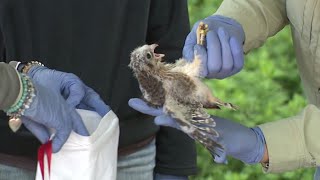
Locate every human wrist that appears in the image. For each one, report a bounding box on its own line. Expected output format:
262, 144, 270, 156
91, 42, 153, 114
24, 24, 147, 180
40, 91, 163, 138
0, 64, 23, 110
260, 144, 269, 163
4, 73, 36, 132
260, 144, 269, 169
10, 69, 24, 109
243, 127, 266, 164
5, 73, 36, 114
16, 61, 44, 74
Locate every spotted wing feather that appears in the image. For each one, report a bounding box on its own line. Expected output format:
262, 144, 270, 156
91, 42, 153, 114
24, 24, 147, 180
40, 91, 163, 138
164, 95, 223, 154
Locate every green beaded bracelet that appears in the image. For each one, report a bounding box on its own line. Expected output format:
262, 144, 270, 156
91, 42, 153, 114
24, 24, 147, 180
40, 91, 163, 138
5, 73, 36, 116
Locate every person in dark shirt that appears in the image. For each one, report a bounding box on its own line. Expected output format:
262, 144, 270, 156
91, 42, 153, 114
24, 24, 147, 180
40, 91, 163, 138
0, 0, 197, 179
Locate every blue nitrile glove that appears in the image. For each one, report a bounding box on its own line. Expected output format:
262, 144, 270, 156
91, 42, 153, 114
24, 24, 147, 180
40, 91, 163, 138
183, 15, 245, 79
28, 66, 110, 117
129, 98, 266, 164
22, 80, 89, 153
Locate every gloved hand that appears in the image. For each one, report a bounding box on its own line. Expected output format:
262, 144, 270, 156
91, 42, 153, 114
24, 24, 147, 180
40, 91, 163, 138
183, 15, 245, 79
22, 80, 89, 153
129, 98, 266, 164
28, 66, 110, 117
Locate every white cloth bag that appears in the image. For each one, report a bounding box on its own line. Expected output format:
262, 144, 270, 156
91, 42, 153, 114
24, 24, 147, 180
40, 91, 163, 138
35, 109, 119, 180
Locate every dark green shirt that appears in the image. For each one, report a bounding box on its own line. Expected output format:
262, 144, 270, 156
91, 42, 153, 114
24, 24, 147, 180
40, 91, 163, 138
0, 0, 197, 175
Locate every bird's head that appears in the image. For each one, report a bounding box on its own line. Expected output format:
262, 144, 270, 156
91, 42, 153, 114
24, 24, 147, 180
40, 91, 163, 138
129, 44, 165, 71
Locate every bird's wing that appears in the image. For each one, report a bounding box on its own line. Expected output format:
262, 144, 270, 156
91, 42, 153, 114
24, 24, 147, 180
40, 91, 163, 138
164, 95, 223, 153
136, 73, 166, 107
139, 84, 152, 101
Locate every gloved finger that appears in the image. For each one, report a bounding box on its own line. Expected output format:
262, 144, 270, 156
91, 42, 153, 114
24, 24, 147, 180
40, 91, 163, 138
128, 98, 163, 116
21, 117, 50, 144
182, 26, 198, 61
154, 115, 179, 129
77, 101, 110, 119
51, 127, 71, 153
76, 103, 94, 111
215, 28, 233, 79
229, 37, 244, 76
194, 44, 208, 77
91, 100, 110, 117
64, 82, 86, 107
82, 86, 110, 117
70, 110, 89, 136
206, 31, 222, 78
212, 147, 228, 164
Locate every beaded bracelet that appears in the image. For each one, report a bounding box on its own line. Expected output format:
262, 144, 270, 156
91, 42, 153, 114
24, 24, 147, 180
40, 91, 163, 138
5, 73, 36, 132
23, 61, 44, 74
17, 61, 44, 74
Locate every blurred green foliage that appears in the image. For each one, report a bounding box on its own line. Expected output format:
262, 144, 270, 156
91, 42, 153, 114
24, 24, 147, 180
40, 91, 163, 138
188, 0, 314, 179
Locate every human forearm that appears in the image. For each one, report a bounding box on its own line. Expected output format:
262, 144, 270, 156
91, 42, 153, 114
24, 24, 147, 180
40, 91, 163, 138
259, 104, 320, 173
0, 62, 21, 110
260, 145, 269, 163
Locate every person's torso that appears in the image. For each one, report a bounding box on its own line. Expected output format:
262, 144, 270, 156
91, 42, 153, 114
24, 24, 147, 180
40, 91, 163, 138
0, 0, 150, 114
0, 0, 190, 153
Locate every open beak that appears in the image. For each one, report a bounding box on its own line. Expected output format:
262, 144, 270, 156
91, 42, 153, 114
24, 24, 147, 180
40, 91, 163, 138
150, 44, 165, 61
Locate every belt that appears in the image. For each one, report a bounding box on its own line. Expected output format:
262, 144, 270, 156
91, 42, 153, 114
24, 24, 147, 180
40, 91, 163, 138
118, 135, 155, 156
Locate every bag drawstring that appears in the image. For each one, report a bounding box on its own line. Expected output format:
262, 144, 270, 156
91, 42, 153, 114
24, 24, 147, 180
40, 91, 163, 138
38, 140, 52, 180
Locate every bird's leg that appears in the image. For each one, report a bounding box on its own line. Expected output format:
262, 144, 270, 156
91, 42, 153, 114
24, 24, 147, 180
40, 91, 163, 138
196, 22, 209, 45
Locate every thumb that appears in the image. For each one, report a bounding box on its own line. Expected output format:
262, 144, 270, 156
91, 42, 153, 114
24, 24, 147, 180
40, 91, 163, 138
183, 32, 197, 61
154, 115, 179, 129
128, 98, 163, 116
51, 126, 71, 153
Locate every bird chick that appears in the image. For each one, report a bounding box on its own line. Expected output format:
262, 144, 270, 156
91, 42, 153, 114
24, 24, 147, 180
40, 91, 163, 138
129, 44, 166, 108
129, 44, 237, 154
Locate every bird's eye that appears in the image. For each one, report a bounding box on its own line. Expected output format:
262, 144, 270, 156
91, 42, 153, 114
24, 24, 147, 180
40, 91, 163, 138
146, 52, 152, 59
